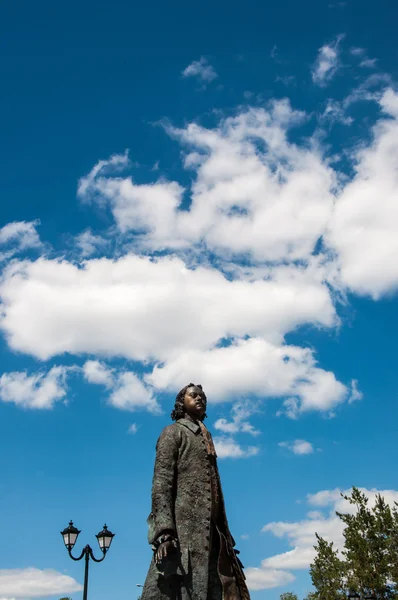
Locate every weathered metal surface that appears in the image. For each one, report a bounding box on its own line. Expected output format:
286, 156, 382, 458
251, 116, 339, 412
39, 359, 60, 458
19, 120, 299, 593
140, 385, 250, 600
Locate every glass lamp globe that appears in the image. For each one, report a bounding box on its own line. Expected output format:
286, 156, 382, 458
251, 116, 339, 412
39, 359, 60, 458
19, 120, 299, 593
96, 524, 115, 553
61, 521, 81, 550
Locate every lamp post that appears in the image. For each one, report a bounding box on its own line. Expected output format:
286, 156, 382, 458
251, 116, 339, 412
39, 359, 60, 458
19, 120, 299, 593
61, 521, 115, 600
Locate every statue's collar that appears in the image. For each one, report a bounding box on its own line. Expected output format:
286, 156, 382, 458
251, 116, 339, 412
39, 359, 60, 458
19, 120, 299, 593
177, 417, 201, 434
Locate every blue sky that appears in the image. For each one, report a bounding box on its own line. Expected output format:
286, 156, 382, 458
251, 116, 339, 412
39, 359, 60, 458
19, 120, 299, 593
0, 0, 398, 599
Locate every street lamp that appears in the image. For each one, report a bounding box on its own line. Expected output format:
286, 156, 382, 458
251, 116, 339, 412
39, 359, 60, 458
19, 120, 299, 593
61, 521, 115, 600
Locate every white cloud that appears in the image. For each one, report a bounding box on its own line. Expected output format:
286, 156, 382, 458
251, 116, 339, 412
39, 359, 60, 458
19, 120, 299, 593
325, 88, 398, 298
0, 366, 69, 409
82, 176, 184, 243
275, 75, 296, 87
312, 35, 344, 86
0, 256, 341, 413
321, 99, 353, 125
75, 229, 108, 257
77, 151, 130, 199
0, 221, 42, 264
0, 250, 16, 264
349, 47, 377, 68
128, 423, 138, 434
350, 47, 365, 56
245, 486, 398, 589
381, 87, 398, 117
318, 76, 388, 133
307, 487, 398, 513
0, 221, 42, 250
261, 546, 317, 570
278, 440, 314, 455
343, 73, 392, 109
78, 155, 184, 244
83, 359, 114, 387
360, 58, 377, 68
214, 400, 261, 436
244, 567, 295, 590
0, 567, 82, 598
166, 101, 334, 262
82, 361, 160, 414
182, 57, 218, 83
348, 379, 363, 403
307, 510, 323, 520
306, 488, 341, 507
270, 45, 286, 65
148, 337, 347, 414
78, 100, 337, 263
0, 360, 160, 415
109, 371, 160, 414
213, 436, 259, 459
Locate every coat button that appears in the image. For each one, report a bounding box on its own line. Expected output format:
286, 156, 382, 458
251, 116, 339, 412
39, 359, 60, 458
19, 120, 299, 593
205, 545, 209, 551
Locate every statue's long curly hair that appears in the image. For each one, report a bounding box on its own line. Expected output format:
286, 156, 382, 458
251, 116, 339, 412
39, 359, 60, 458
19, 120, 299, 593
171, 383, 207, 421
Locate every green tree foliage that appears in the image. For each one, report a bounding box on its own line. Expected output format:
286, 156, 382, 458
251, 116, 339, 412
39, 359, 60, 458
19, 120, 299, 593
309, 534, 346, 599
308, 487, 398, 599
390, 502, 398, 586
280, 593, 299, 600
337, 488, 398, 598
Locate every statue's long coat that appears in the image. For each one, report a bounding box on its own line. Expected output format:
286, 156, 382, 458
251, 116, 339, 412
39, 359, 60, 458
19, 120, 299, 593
141, 418, 241, 600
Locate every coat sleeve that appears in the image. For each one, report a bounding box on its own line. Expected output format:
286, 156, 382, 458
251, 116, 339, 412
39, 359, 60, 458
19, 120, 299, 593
149, 425, 180, 544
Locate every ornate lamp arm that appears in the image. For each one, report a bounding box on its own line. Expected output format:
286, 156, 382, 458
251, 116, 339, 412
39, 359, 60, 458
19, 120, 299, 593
67, 544, 106, 563
88, 546, 106, 563
68, 545, 87, 562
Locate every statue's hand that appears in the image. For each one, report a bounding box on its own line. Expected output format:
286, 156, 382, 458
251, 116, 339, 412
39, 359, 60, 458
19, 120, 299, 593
155, 540, 176, 565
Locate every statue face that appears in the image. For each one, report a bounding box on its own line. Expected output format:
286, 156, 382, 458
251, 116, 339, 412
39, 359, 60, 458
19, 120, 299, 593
183, 386, 207, 420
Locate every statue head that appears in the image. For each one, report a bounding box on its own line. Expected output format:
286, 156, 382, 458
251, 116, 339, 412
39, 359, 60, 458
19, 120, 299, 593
171, 383, 207, 421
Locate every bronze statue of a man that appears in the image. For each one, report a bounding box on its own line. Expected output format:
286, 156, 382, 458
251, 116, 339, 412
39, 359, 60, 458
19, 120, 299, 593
141, 383, 250, 600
